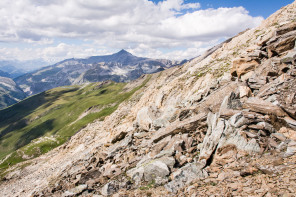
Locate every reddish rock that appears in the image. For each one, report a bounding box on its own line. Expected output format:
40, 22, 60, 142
231, 58, 260, 78
276, 22, 296, 36
267, 30, 296, 55
243, 97, 287, 117
239, 86, 252, 98
278, 127, 296, 140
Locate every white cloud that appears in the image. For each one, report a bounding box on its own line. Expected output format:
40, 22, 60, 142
0, 44, 111, 64
158, 0, 200, 11
0, 0, 263, 62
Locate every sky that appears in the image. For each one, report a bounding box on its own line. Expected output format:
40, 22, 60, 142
0, 0, 294, 67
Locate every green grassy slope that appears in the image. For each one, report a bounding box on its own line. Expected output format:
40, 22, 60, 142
0, 78, 150, 172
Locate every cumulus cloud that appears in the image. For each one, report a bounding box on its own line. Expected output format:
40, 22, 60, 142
0, 0, 263, 62
0, 44, 111, 63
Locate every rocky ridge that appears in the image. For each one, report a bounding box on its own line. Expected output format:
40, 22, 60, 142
1, 2, 296, 196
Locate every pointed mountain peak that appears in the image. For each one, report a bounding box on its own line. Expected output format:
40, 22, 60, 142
116, 49, 132, 56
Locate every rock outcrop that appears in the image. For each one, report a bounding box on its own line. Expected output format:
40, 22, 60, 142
1, 1, 296, 197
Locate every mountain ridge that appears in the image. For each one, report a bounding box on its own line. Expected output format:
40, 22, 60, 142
0, 77, 26, 109
15, 50, 183, 96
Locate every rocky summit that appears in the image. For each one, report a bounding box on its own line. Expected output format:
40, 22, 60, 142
15, 50, 182, 96
1, 2, 296, 197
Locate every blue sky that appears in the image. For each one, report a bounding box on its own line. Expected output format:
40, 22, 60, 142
0, 0, 294, 67
152, 0, 294, 18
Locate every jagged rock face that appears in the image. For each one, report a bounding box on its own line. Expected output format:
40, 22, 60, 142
0, 77, 26, 109
15, 50, 182, 96
1, 2, 296, 197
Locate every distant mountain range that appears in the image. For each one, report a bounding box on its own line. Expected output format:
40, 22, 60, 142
0, 70, 10, 78
0, 77, 26, 109
15, 50, 184, 96
0, 59, 48, 78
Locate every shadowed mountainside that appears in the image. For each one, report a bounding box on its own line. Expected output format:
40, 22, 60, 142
0, 77, 26, 109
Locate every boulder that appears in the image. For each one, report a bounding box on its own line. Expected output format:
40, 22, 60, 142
239, 86, 252, 98
247, 74, 268, 90
63, 184, 88, 197
256, 59, 279, 77
241, 71, 255, 82
137, 148, 174, 168
272, 133, 286, 141
199, 112, 226, 161
229, 113, 250, 128
134, 131, 149, 139
219, 93, 242, 118
284, 140, 296, 157
136, 106, 157, 131
143, 161, 170, 182
152, 106, 179, 129
111, 131, 128, 144
257, 122, 275, 133
126, 160, 171, 184
200, 82, 238, 113
101, 181, 119, 196
248, 50, 267, 58
276, 22, 296, 36
266, 30, 296, 55
231, 58, 260, 78
257, 29, 274, 46
217, 131, 261, 154
219, 92, 242, 111
278, 127, 296, 140
243, 97, 287, 117
165, 161, 208, 193
243, 131, 257, 138
211, 144, 239, 165
182, 134, 193, 150
175, 153, 188, 166
107, 134, 133, 158
284, 116, 296, 129
155, 156, 175, 170
102, 166, 121, 179
151, 112, 207, 143
281, 50, 296, 65
160, 135, 185, 154
200, 93, 264, 157
126, 166, 145, 185
150, 135, 171, 157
